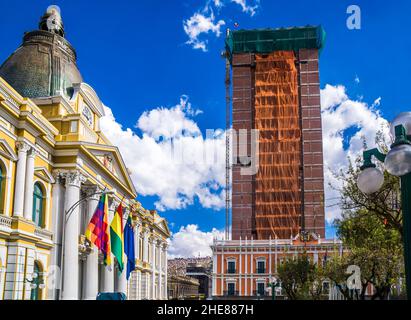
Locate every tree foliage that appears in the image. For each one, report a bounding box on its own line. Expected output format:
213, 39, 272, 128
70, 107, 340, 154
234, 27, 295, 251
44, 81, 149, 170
333, 131, 403, 236
326, 130, 405, 299
278, 253, 327, 300
327, 210, 404, 300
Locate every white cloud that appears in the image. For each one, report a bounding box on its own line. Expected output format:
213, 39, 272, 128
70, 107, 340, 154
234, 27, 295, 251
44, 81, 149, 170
183, 0, 260, 51
168, 224, 224, 258
137, 96, 201, 140
213, 0, 224, 8
354, 75, 360, 84
373, 97, 382, 107
100, 96, 226, 212
321, 84, 389, 222
183, 11, 225, 52
231, 0, 259, 16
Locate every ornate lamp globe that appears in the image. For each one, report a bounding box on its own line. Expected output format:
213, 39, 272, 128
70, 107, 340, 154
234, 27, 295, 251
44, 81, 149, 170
357, 167, 384, 194
384, 144, 411, 176
390, 112, 411, 140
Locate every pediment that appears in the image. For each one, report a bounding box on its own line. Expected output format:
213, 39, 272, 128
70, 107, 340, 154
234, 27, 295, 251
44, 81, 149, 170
155, 217, 171, 237
34, 167, 55, 183
83, 143, 136, 195
0, 139, 17, 161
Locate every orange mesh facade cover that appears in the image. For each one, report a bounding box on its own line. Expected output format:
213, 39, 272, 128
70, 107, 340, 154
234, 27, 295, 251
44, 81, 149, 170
254, 51, 302, 239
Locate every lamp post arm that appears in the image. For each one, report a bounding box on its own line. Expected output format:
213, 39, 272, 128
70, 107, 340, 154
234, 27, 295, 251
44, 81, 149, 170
65, 190, 114, 222
361, 148, 386, 170
59, 189, 111, 300
392, 124, 411, 148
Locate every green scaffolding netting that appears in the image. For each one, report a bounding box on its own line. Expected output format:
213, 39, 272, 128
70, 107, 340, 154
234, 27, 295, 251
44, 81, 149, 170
225, 26, 326, 62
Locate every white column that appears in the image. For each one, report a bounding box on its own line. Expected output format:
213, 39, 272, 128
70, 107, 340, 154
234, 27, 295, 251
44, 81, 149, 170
83, 186, 100, 300
151, 238, 155, 299
163, 245, 168, 299
250, 237, 254, 295
212, 249, 217, 297
244, 237, 247, 296
143, 231, 148, 262
23, 148, 37, 221
269, 236, 272, 279
13, 141, 30, 217
61, 171, 84, 300
102, 200, 116, 292
158, 242, 162, 299
134, 223, 140, 260
48, 173, 65, 300
116, 266, 127, 295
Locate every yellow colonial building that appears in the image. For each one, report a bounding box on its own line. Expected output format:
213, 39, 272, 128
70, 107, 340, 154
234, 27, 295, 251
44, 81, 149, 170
0, 6, 170, 300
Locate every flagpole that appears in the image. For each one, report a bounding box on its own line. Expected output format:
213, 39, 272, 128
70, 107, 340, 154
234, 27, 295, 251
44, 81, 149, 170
58, 189, 114, 300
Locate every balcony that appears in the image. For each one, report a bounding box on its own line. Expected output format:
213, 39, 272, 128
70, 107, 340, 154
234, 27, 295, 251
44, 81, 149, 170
35, 227, 53, 241
0, 215, 12, 229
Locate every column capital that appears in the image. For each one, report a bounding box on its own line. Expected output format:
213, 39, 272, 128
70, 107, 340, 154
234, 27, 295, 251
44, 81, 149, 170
15, 141, 31, 153
109, 199, 119, 212
63, 170, 86, 188
52, 171, 65, 185
82, 185, 101, 200
149, 236, 158, 245
27, 147, 39, 158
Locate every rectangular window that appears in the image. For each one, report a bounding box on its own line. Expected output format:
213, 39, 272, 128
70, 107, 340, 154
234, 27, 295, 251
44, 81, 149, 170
257, 260, 265, 273
257, 282, 265, 296
227, 283, 235, 296
227, 261, 236, 274
70, 120, 78, 133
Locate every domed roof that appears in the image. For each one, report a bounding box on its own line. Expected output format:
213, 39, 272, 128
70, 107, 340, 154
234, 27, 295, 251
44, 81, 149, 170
0, 6, 83, 99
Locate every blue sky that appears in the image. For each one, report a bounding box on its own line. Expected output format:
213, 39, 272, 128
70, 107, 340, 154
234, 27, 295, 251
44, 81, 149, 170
1, 0, 410, 255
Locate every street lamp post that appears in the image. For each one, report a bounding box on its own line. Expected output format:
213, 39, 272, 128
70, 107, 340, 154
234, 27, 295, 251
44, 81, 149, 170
268, 277, 281, 300
357, 112, 411, 300
58, 188, 114, 300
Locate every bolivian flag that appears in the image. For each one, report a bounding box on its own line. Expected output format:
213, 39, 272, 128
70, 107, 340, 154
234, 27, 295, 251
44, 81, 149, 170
85, 193, 111, 266
110, 201, 124, 273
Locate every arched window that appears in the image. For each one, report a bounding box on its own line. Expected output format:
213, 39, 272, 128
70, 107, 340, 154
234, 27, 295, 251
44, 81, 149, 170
30, 261, 43, 300
32, 183, 44, 227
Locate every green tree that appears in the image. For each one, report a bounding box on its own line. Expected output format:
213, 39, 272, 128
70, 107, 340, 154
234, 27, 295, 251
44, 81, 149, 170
277, 253, 327, 300
324, 131, 405, 299
334, 210, 403, 300
332, 131, 403, 236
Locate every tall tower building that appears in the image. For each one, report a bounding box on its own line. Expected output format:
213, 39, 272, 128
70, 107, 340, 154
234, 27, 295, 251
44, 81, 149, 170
227, 26, 326, 240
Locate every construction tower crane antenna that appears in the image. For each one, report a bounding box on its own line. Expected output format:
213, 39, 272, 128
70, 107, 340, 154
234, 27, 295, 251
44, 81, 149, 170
224, 35, 231, 241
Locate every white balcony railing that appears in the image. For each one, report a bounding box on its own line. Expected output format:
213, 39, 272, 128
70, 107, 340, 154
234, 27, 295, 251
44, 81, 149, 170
0, 215, 12, 229
34, 227, 53, 241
